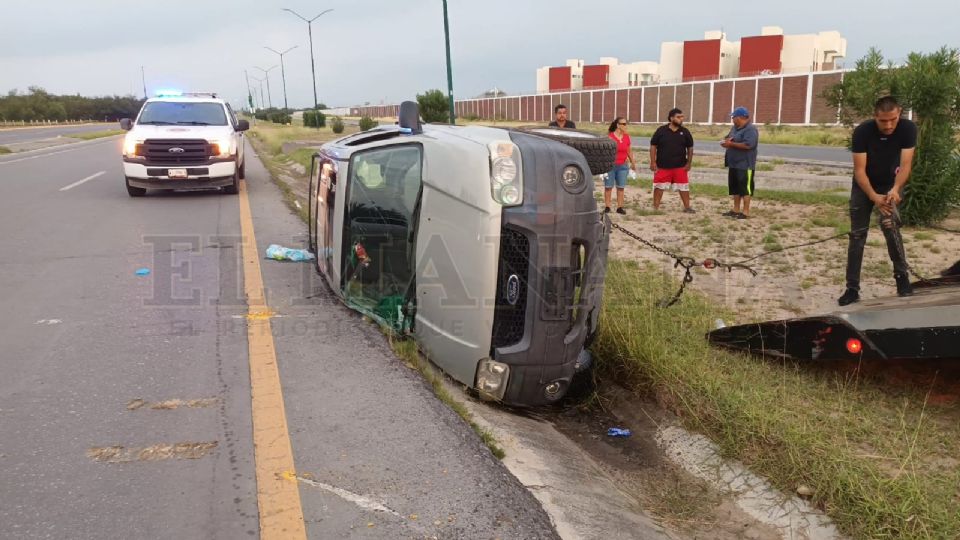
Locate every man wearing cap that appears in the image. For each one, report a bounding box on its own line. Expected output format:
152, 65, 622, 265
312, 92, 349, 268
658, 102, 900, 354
721, 107, 759, 219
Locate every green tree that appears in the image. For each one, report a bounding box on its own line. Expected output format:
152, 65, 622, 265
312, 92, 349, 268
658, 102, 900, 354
416, 89, 449, 123
827, 47, 960, 225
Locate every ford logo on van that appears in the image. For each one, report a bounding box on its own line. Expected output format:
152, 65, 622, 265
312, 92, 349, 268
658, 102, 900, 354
168, 147, 186, 153
506, 274, 521, 305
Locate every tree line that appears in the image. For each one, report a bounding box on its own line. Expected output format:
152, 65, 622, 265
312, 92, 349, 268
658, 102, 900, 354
0, 87, 144, 122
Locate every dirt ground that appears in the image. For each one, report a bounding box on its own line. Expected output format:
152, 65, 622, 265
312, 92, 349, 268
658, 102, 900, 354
602, 179, 960, 323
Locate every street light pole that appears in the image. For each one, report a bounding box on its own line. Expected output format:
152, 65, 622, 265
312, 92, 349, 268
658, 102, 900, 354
283, 8, 333, 116
252, 75, 267, 110
441, 0, 455, 125
264, 46, 298, 110
141, 66, 147, 99
244, 70, 255, 111
254, 66, 278, 109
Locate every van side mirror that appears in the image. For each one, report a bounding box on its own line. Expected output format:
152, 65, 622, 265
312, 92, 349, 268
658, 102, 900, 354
236, 119, 250, 132
119, 118, 133, 131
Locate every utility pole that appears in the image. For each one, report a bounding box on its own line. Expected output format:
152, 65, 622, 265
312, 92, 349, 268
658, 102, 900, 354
244, 70, 255, 111
141, 66, 147, 99
264, 46, 298, 110
283, 8, 333, 118
441, 0, 456, 125
254, 66, 278, 109
252, 75, 267, 111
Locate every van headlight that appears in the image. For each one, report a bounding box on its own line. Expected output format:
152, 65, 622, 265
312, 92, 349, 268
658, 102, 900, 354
561, 165, 585, 193
476, 359, 510, 400
122, 137, 143, 158
488, 141, 522, 206
210, 138, 236, 158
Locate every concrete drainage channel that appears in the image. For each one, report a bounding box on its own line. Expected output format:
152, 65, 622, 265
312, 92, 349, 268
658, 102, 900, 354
441, 377, 844, 540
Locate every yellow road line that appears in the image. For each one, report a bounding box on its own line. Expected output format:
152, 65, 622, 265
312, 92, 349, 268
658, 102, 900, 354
238, 179, 307, 539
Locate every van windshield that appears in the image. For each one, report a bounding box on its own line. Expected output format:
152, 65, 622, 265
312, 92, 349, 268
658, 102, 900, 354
138, 102, 228, 126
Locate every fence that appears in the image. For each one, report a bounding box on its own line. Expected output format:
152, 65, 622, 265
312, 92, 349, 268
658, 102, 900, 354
352, 69, 847, 126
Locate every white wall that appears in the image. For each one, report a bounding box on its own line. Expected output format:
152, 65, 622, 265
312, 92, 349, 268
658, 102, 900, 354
536, 67, 550, 94
720, 39, 741, 79
782, 31, 847, 73
659, 42, 683, 83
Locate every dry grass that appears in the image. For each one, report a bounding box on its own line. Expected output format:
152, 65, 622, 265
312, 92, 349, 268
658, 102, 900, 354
592, 260, 960, 539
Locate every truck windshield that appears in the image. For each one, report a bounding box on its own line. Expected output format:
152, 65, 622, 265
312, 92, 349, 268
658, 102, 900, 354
138, 102, 228, 126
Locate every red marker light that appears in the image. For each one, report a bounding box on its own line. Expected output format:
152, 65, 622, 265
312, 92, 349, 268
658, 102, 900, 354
846, 338, 862, 354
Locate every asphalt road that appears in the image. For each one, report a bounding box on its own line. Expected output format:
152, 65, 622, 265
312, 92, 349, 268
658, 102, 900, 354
0, 139, 558, 539
0, 124, 116, 146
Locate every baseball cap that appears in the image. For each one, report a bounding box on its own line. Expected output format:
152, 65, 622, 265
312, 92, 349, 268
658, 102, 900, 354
730, 106, 750, 118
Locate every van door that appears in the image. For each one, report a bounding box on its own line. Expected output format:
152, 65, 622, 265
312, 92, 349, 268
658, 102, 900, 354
341, 144, 422, 331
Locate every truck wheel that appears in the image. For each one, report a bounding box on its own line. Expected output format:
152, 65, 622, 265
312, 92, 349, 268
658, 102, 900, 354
223, 172, 239, 195
516, 127, 617, 176
125, 177, 146, 197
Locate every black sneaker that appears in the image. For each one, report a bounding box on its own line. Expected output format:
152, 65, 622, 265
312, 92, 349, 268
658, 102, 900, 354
895, 274, 914, 297
837, 288, 860, 306
683, 207, 696, 214
616, 207, 627, 215
722, 210, 738, 217
735, 212, 749, 219
604, 207, 611, 213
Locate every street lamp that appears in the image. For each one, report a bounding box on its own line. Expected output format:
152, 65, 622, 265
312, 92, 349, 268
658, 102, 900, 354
251, 75, 267, 111
264, 45, 298, 110
441, 0, 455, 125
254, 65, 279, 109
282, 7, 333, 114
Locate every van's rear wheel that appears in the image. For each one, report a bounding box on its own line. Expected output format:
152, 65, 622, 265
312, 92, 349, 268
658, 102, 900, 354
515, 127, 617, 175
125, 177, 146, 197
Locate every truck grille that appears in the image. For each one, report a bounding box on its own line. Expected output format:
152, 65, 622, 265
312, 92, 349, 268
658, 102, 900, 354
492, 227, 529, 349
141, 139, 211, 165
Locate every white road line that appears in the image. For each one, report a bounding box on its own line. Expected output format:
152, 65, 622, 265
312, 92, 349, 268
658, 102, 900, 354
60, 171, 105, 191
293, 475, 402, 517
0, 138, 117, 165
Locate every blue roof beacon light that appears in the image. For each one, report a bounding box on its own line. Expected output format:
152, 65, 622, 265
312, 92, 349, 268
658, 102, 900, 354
155, 89, 183, 98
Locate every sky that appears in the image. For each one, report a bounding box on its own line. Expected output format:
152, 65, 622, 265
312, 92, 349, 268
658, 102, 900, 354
1, 0, 958, 110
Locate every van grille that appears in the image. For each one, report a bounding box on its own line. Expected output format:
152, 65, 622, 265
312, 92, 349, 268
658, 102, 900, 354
491, 227, 529, 349
141, 139, 211, 165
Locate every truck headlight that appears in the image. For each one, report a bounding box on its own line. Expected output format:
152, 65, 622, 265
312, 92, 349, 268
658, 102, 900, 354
210, 138, 236, 158
488, 141, 522, 206
122, 137, 143, 158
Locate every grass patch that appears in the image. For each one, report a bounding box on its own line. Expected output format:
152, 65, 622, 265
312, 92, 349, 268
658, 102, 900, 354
248, 121, 349, 155
0, 146, 11, 154
69, 129, 124, 140
592, 260, 960, 539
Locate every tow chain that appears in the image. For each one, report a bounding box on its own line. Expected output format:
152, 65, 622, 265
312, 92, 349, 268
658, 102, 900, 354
610, 218, 958, 307
609, 222, 757, 307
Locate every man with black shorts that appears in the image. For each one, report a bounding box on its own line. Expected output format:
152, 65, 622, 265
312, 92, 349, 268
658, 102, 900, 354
548, 104, 576, 129
837, 96, 917, 306
650, 108, 695, 213
721, 107, 759, 219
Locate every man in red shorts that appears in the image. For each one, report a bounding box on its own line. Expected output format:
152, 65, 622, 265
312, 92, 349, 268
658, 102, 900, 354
649, 108, 695, 213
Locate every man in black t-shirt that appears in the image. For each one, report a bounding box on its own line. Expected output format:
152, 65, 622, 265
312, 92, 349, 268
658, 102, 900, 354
548, 104, 576, 129
649, 108, 695, 212
838, 96, 917, 306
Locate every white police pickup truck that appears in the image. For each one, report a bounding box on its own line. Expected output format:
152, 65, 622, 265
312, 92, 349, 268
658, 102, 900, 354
119, 91, 249, 196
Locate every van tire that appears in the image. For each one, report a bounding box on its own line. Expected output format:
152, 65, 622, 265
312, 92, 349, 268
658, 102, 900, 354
238, 160, 246, 179
515, 127, 617, 176
125, 177, 146, 197
223, 172, 239, 194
